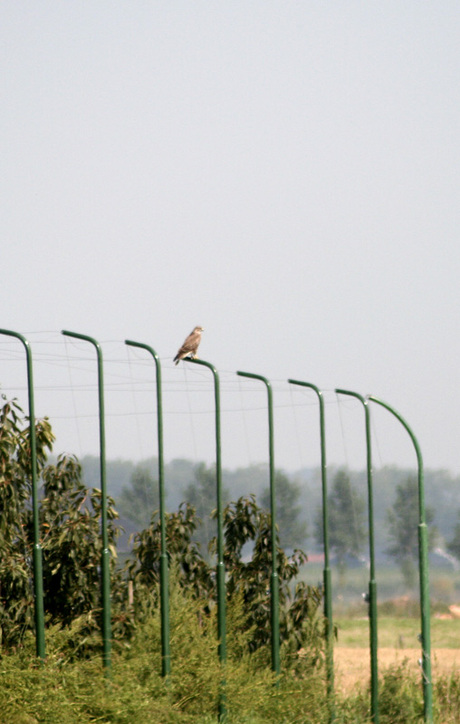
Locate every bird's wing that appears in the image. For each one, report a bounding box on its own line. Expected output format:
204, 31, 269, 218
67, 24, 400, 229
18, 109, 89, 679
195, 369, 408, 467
175, 330, 200, 359
183, 330, 200, 353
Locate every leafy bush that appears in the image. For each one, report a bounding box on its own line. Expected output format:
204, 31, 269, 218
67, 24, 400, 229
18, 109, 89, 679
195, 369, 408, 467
0, 396, 125, 649
0, 396, 54, 646
41, 454, 122, 626
0, 392, 324, 682
127, 494, 324, 661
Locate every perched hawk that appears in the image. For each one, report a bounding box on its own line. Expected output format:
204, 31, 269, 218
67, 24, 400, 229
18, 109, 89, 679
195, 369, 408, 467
174, 326, 204, 365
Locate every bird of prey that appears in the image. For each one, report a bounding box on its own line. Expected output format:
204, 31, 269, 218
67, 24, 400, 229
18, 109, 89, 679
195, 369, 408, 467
174, 326, 204, 365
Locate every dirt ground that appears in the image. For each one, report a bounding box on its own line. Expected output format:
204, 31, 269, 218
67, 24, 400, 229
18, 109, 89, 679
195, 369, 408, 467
334, 647, 460, 692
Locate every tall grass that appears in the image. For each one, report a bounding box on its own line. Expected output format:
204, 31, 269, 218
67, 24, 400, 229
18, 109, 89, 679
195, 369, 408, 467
1, 586, 459, 723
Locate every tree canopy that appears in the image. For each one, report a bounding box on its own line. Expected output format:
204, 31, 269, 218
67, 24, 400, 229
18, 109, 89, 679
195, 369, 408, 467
314, 468, 366, 574
117, 463, 159, 530
447, 512, 460, 561
260, 470, 308, 549
385, 475, 437, 588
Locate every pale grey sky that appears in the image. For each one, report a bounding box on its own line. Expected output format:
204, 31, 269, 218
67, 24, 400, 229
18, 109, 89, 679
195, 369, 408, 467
1, 2, 460, 475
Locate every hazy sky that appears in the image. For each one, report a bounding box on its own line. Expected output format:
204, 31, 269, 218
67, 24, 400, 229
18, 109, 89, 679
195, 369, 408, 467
1, 3, 460, 476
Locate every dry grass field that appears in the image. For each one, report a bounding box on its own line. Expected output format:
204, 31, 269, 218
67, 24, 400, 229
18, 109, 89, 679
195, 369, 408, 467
333, 614, 460, 691
334, 647, 460, 692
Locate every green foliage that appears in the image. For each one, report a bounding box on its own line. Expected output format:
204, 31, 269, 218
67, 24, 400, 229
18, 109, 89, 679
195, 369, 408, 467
128, 494, 323, 660
0, 396, 55, 646
386, 476, 436, 588
6, 396, 460, 722
0, 396, 124, 648
4, 393, 460, 724
260, 470, 308, 549
127, 502, 213, 605
219, 495, 322, 659
314, 468, 366, 575
40, 454, 122, 626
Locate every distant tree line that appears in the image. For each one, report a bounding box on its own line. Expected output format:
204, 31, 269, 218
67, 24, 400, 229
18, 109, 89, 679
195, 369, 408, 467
116, 458, 444, 590
91, 457, 460, 564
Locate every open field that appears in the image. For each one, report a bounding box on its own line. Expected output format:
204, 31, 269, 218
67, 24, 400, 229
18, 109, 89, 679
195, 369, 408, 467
333, 616, 460, 691
335, 615, 460, 648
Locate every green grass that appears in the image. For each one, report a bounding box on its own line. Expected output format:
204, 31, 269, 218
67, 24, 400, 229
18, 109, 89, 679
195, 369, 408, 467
334, 616, 460, 649
2, 632, 460, 724
0, 639, 329, 724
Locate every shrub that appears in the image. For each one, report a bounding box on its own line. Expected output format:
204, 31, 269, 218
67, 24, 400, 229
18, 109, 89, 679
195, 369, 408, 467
127, 495, 324, 661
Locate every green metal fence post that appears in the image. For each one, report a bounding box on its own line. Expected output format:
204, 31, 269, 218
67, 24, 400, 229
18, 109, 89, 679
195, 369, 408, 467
62, 331, 111, 674
368, 396, 432, 723
0, 329, 45, 660
288, 380, 334, 720
185, 358, 226, 720
336, 389, 379, 723
237, 371, 280, 677
125, 340, 170, 677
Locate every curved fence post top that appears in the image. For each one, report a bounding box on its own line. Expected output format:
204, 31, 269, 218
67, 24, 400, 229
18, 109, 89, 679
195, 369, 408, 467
367, 395, 422, 466
236, 371, 274, 427
0, 328, 30, 347
184, 356, 218, 376
288, 378, 323, 399
0, 329, 34, 366
62, 329, 102, 352
125, 339, 158, 357
335, 387, 368, 406
237, 370, 271, 388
